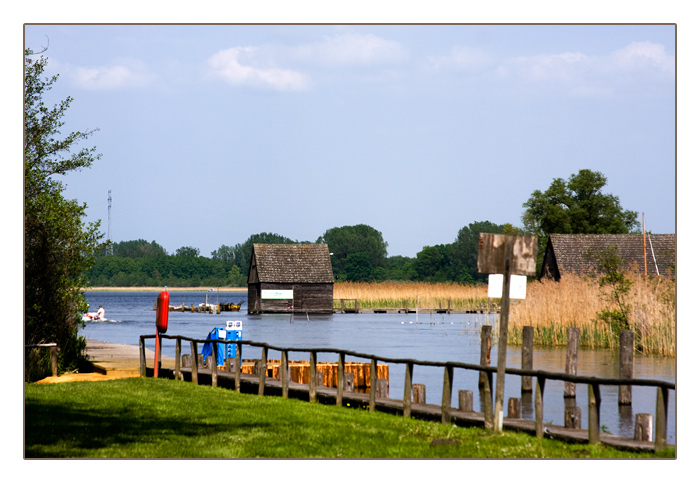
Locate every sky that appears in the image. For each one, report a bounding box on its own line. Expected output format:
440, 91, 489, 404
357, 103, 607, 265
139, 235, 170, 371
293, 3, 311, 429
21, 22, 677, 258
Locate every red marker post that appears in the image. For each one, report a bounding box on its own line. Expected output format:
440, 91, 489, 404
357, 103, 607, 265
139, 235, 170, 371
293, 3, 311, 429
154, 289, 169, 377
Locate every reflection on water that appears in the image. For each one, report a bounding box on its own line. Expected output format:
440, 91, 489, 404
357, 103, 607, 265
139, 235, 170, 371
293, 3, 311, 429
81, 291, 676, 444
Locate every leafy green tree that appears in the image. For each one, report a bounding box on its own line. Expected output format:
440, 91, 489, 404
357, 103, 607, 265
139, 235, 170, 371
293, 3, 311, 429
175, 246, 200, 257
345, 252, 374, 282
522, 169, 639, 270
317, 224, 388, 279
25, 48, 103, 378
211, 245, 235, 267
111, 239, 167, 258
588, 246, 633, 335
412, 245, 450, 282
451, 221, 504, 283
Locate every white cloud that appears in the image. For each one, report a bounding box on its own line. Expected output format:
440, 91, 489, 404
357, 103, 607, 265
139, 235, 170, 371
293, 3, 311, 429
67, 58, 156, 90
496, 51, 591, 82
608, 41, 674, 74
207, 47, 310, 91
293, 33, 408, 66
428, 46, 491, 71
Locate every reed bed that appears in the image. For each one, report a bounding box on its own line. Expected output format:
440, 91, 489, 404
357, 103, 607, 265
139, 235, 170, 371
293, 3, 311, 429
510, 273, 675, 357
334, 276, 675, 357
333, 281, 491, 310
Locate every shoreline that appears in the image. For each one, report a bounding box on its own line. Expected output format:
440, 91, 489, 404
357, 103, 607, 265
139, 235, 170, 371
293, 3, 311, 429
84, 286, 247, 292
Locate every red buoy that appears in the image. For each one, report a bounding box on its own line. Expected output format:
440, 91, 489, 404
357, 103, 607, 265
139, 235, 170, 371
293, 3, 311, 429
156, 290, 169, 333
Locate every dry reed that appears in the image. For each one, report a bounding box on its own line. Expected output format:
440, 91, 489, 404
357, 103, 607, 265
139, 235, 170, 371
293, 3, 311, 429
334, 276, 675, 357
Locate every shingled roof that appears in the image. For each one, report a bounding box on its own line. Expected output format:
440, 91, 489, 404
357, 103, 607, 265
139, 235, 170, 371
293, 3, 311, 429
541, 234, 676, 280
250, 244, 334, 284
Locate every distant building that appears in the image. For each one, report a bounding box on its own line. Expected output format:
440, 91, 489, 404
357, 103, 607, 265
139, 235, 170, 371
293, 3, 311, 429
540, 234, 676, 281
247, 243, 334, 314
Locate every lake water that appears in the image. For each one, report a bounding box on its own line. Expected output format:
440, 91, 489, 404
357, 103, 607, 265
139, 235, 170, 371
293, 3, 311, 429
81, 290, 676, 444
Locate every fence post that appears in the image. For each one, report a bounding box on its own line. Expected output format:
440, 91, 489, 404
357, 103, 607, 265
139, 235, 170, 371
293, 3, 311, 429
535, 376, 546, 438
211, 342, 218, 387
521, 326, 533, 393
441, 364, 454, 424
482, 369, 494, 429
281, 349, 289, 398
588, 383, 601, 444
369, 357, 377, 411
619, 329, 634, 405
50, 345, 58, 377
655, 386, 669, 451
564, 327, 579, 398
412, 384, 426, 405
190, 340, 199, 385
403, 362, 413, 417
175, 337, 182, 380
458, 390, 473, 412
309, 351, 317, 403
336, 352, 345, 406
259, 346, 268, 396
235, 341, 242, 392
634, 414, 653, 442
139, 337, 146, 377
479, 325, 492, 388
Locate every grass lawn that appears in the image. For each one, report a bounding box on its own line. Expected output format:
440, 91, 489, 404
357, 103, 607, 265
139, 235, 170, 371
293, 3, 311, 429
24, 378, 674, 459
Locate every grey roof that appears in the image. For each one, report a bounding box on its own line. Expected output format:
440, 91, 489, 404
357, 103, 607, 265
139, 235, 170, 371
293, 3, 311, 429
547, 234, 676, 277
251, 244, 334, 283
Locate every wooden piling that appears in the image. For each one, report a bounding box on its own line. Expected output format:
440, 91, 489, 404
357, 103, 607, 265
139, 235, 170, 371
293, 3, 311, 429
235, 342, 242, 392
565, 406, 581, 429
507, 398, 521, 419
175, 338, 182, 380
259, 346, 267, 396
412, 384, 426, 404
634, 414, 653, 442
375, 379, 388, 398
458, 390, 473, 412
521, 326, 533, 393
403, 362, 414, 417
441, 365, 454, 424
211, 343, 218, 387
564, 327, 580, 398
479, 325, 492, 388
336, 353, 344, 406
535, 376, 546, 438
309, 351, 317, 403
655, 386, 669, 451
190, 340, 198, 385
369, 357, 377, 411
619, 329, 634, 405
588, 383, 601, 444
281, 350, 289, 398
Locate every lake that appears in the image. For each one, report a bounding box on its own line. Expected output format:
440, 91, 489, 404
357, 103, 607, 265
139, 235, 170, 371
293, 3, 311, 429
81, 290, 676, 444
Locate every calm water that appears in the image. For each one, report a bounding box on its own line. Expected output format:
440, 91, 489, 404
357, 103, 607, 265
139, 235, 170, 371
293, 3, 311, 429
81, 291, 676, 444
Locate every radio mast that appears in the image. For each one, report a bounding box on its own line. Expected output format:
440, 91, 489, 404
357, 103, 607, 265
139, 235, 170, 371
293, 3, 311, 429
107, 190, 113, 255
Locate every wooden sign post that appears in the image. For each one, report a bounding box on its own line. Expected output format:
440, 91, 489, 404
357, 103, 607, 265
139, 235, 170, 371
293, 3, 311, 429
478, 233, 537, 432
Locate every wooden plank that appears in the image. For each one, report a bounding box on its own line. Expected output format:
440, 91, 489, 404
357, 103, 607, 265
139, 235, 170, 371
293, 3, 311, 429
477, 233, 538, 276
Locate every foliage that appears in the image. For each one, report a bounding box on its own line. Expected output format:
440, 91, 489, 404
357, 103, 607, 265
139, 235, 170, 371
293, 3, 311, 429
589, 246, 633, 335
521, 169, 640, 269
231, 232, 302, 276
110, 239, 167, 258
24, 378, 671, 458
175, 246, 200, 257
24, 48, 103, 377
344, 252, 374, 282
317, 224, 388, 278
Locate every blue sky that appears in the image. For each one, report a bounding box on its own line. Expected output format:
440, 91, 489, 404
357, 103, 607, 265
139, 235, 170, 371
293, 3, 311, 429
22, 23, 676, 258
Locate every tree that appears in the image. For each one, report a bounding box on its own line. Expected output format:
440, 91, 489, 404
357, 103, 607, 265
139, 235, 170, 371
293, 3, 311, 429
316, 224, 388, 279
451, 221, 504, 283
175, 246, 200, 257
232, 232, 300, 276
25, 48, 103, 378
588, 246, 633, 336
111, 239, 167, 258
522, 169, 639, 236
211, 244, 235, 267
345, 253, 374, 282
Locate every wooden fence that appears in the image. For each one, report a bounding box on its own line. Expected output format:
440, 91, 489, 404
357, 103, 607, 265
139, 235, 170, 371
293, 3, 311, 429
139, 334, 674, 452
25, 343, 59, 377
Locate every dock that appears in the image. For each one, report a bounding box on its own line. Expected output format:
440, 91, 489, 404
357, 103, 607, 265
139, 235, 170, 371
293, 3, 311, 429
79, 340, 664, 453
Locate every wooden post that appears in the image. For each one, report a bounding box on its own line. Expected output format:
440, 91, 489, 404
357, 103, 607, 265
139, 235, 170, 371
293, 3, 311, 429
655, 386, 669, 451
441, 364, 454, 424
565, 406, 581, 429
181, 354, 191, 368
412, 384, 426, 404
458, 390, 473, 412
482, 370, 493, 429
507, 398, 521, 419
235, 342, 242, 392
369, 357, 377, 411
479, 325, 492, 388
175, 337, 182, 380
344, 373, 354, 392
139, 337, 146, 377
403, 362, 414, 417
211, 344, 219, 387
535, 376, 546, 438
447, 299, 451, 315
564, 327, 580, 398
258, 346, 268, 396
521, 326, 533, 393
619, 329, 634, 405
634, 414, 653, 442
336, 352, 345, 406
50, 345, 58, 377
375, 379, 389, 398
493, 236, 514, 432
190, 340, 199, 385
309, 351, 317, 403
281, 350, 289, 398
588, 383, 601, 444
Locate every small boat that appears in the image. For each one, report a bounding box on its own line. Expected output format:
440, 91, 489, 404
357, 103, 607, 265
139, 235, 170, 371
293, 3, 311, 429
219, 302, 243, 312
82, 312, 105, 322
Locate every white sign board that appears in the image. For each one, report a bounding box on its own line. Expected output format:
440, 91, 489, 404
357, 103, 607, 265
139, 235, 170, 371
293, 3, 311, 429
261, 289, 294, 300
487, 274, 527, 299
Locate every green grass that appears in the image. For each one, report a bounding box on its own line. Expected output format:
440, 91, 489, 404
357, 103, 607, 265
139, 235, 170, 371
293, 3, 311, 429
25, 378, 674, 459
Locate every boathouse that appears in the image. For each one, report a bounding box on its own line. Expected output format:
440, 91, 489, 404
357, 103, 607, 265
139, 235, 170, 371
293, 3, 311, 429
540, 233, 676, 281
247, 243, 334, 314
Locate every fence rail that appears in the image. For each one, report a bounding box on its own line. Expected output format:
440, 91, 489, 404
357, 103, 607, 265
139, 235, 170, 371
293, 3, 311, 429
140, 334, 674, 452
25, 343, 59, 377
